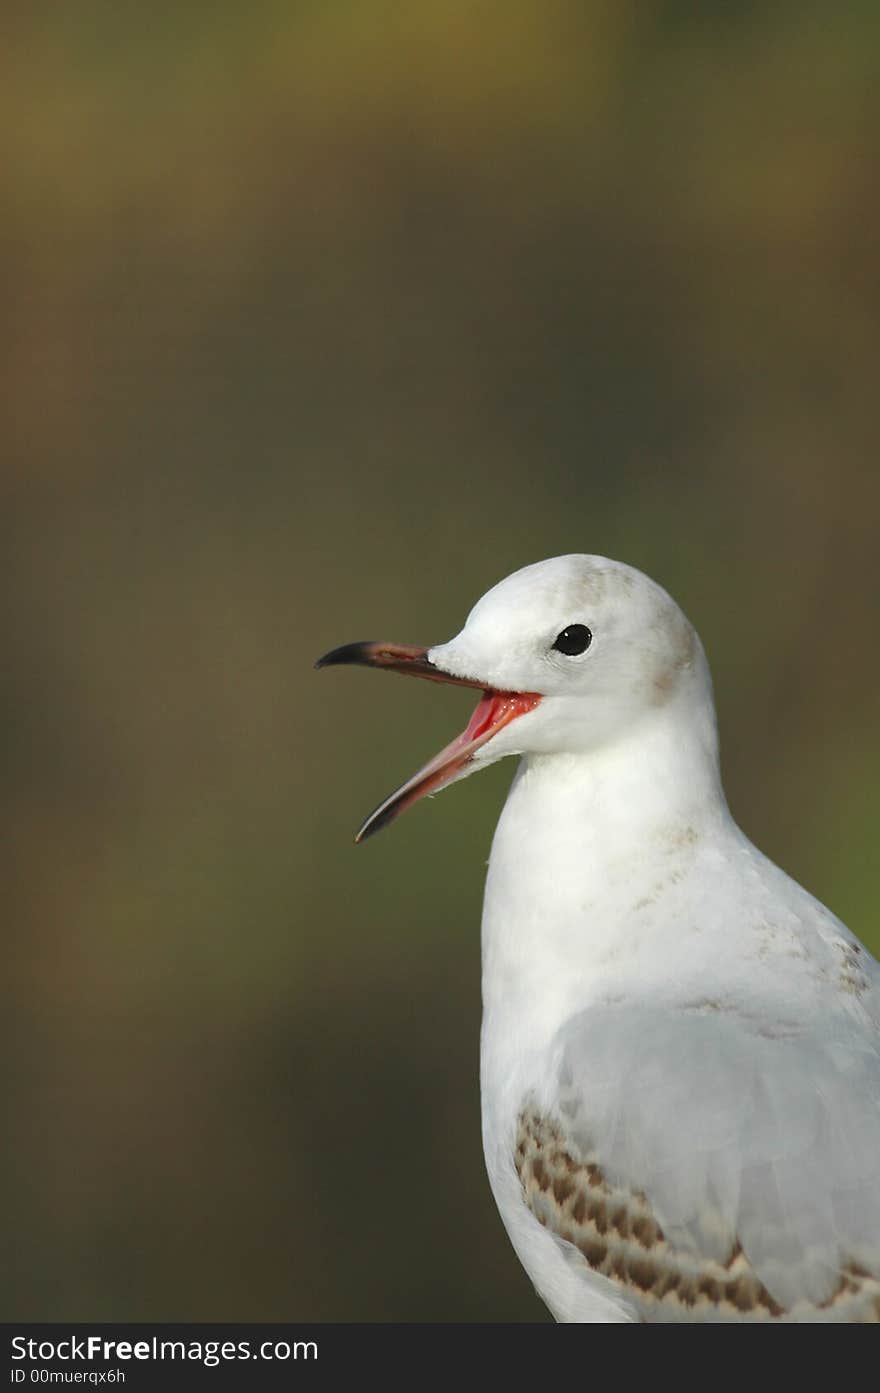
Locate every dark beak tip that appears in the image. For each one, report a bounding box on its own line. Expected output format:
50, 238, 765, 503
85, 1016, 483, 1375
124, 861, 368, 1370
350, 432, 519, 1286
314, 642, 367, 671
353, 815, 378, 845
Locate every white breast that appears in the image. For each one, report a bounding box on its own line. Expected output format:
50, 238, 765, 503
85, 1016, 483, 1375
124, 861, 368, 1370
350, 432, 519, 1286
478, 722, 880, 1322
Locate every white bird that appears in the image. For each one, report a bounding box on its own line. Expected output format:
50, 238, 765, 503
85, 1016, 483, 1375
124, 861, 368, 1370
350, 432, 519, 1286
318, 555, 880, 1322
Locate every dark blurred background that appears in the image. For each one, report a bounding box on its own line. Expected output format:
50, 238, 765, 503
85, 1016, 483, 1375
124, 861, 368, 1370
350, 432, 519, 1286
4, 3, 879, 1321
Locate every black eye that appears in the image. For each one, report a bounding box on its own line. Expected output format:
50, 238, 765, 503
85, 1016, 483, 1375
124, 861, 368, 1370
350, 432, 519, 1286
552, 624, 592, 656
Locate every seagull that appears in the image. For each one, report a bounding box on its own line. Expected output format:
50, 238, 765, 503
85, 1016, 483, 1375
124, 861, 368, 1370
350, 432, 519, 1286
317, 555, 880, 1322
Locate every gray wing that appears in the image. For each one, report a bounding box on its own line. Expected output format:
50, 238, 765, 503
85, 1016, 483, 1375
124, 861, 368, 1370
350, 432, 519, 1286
518, 995, 880, 1320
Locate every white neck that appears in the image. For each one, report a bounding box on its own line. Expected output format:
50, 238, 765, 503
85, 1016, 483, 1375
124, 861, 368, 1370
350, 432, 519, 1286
480, 661, 734, 1066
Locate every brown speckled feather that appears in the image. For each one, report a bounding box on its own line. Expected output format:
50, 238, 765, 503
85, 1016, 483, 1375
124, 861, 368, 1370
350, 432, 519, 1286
516, 1111, 880, 1323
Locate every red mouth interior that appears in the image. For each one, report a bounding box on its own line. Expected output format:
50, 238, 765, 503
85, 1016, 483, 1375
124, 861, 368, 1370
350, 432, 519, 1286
463, 690, 542, 742
355, 687, 541, 841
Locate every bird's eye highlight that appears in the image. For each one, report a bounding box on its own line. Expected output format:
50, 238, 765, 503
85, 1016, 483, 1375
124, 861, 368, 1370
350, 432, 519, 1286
552, 624, 592, 656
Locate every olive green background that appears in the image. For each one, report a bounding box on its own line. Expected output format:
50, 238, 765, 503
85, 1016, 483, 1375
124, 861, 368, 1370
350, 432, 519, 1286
5, 4, 879, 1321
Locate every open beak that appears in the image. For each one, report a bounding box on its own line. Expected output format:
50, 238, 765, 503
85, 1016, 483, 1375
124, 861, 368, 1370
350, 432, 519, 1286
315, 640, 541, 841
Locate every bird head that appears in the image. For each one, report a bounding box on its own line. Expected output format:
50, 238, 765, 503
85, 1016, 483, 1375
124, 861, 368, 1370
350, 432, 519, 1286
317, 555, 704, 840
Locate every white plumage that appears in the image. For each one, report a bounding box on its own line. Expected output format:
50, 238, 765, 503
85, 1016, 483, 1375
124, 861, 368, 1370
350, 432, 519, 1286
325, 554, 880, 1321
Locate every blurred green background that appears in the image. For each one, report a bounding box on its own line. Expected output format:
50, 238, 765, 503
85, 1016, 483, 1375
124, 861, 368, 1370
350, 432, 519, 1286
5, 2, 879, 1321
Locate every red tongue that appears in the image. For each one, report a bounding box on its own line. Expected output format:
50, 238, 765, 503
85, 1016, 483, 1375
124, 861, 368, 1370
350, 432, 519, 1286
420, 689, 542, 779
463, 691, 541, 743
354, 687, 541, 842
